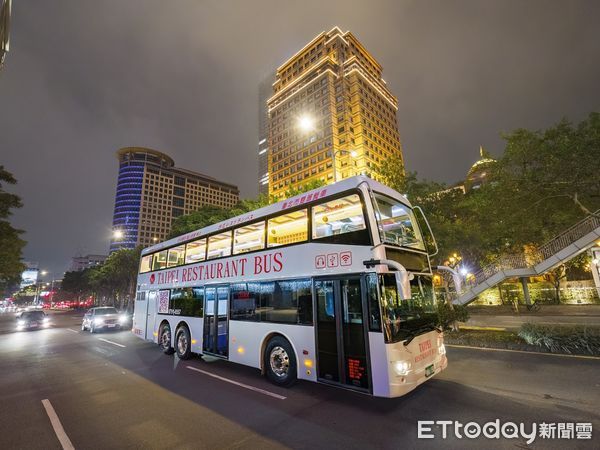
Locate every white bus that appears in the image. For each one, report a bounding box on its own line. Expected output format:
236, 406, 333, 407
132, 176, 447, 398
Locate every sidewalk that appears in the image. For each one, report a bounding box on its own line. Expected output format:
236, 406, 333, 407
464, 311, 600, 331
467, 304, 600, 316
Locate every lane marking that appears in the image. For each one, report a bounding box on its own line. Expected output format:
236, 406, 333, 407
41, 399, 75, 450
98, 338, 126, 348
460, 326, 507, 331
446, 344, 600, 360
66, 329, 78, 333
186, 365, 286, 400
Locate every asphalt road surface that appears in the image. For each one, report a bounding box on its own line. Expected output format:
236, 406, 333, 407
0, 311, 598, 449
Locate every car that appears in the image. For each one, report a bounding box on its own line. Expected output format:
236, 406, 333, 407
16, 310, 51, 331
81, 307, 129, 333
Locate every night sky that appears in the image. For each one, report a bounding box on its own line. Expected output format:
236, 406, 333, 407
1, 1, 599, 277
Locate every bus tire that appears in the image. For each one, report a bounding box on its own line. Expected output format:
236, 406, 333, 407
175, 326, 192, 360
264, 336, 297, 387
159, 323, 174, 355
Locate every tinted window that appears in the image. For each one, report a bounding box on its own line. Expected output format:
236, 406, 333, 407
169, 288, 203, 317
230, 283, 259, 321
366, 273, 381, 332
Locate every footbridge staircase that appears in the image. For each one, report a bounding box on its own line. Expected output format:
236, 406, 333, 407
452, 210, 600, 305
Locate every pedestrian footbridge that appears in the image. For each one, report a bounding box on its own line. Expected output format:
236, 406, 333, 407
452, 210, 600, 305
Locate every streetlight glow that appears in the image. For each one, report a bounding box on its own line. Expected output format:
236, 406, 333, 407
298, 115, 314, 132
113, 229, 124, 239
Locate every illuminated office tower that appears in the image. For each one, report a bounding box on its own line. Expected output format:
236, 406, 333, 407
267, 26, 404, 198
110, 147, 239, 252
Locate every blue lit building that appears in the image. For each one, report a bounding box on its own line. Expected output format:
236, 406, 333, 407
110, 148, 239, 252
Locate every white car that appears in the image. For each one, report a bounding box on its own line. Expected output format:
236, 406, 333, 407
81, 307, 129, 333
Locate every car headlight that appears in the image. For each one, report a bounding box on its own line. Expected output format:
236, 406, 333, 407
119, 314, 128, 323
43, 317, 50, 323
17, 320, 25, 327
393, 360, 412, 376
94, 318, 104, 325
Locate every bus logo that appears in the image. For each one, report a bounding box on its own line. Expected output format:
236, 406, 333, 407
150, 274, 156, 284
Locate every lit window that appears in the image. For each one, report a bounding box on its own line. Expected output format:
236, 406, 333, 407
207, 231, 232, 259
234, 222, 265, 254
268, 209, 308, 247
185, 239, 206, 263
153, 250, 168, 270
167, 245, 185, 267
313, 194, 365, 239
140, 254, 153, 273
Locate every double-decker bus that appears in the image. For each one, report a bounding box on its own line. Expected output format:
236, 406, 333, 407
132, 176, 447, 398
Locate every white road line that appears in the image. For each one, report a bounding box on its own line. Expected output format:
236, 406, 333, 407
41, 399, 75, 450
446, 344, 600, 360
66, 329, 78, 333
97, 338, 126, 348
186, 365, 287, 400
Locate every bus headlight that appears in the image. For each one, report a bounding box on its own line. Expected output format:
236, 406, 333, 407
438, 344, 446, 355
393, 360, 412, 376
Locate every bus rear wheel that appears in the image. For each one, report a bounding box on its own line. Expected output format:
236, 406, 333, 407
264, 336, 297, 387
159, 323, 174, 355
175, 326, 191, 360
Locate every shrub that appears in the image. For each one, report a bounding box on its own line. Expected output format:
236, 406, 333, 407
437, 302, 469, 330
518, 323, 600, 356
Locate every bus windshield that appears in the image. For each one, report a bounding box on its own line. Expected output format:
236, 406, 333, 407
379, 274, 437, 343
373, 193, 425, 250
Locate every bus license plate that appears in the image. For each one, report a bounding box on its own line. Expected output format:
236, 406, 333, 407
108, 324, 116, 328
425, 364, 434, 378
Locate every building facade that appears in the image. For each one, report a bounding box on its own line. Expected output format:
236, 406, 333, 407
70, 254, 108, 272
0, 0, 11, 70
257, 75, 273, 195
267, 26, 404, 199
110, 147, 239, 252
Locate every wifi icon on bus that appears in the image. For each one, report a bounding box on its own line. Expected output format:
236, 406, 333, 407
339, 251, 352, 266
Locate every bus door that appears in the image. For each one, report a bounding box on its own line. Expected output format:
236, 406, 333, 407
145, 291, 158, 341
203, 286, 229, 357
314, 277, 370, 391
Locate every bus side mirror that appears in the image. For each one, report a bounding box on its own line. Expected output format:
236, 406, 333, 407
395, 270, 412, 300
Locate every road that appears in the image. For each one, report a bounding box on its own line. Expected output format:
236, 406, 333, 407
0, 311, 598, 449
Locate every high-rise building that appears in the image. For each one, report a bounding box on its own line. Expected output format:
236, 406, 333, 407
110, 147, 239, 252
70, 254, 108, 272
267, 26, 404, 199
257, 75, 274, 195
0, 0, 11, 70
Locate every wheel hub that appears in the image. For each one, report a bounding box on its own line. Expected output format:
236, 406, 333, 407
269, 346, 289, 377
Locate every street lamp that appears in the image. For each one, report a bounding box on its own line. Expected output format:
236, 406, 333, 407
332, 149, 357, 182
113, 229, 124, 240
297, 114, 315, 133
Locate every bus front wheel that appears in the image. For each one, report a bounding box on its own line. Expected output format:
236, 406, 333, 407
264, 336, 297, 387
159, 323, 174, 355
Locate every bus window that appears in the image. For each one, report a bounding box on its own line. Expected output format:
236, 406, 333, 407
185, 239, 206, 264
312, 194, 366, 239
153, 250, 168, 270
167, 245, 185, 267
207, 231, 232, 259
140, 254, 153, 273
230, 283, 259, 321
374, 193, 425, 250
267, 209, 308, 247
233, 222, 265, 254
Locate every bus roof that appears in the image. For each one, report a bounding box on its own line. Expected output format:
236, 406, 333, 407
142, 175, 410, 255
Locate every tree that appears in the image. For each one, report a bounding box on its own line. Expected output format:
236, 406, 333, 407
0, 166, 26, 294
283, 179, 326, 199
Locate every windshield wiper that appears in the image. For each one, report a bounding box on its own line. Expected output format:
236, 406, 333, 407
403, 324, 441, 346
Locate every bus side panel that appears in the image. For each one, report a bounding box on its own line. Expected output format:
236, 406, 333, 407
132, 291, 148, 340
228, 321, 317, 382
368, 331, 391, 397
